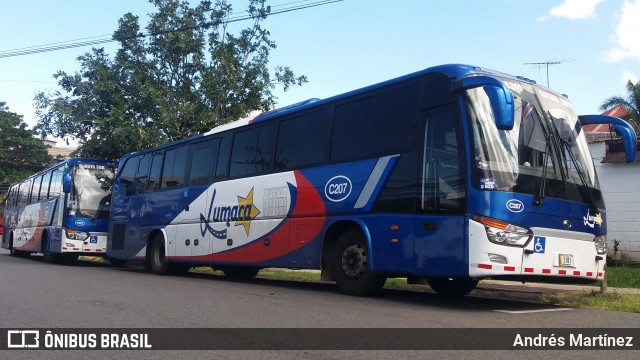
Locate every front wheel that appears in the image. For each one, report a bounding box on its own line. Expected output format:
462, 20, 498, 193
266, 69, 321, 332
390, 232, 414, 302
427, 277, 478, 297
332, 228, 386, 296
148, 236, 170, 275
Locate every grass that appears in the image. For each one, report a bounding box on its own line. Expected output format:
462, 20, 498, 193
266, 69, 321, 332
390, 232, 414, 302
604, 265, 640, 288
542, 290, 640, 313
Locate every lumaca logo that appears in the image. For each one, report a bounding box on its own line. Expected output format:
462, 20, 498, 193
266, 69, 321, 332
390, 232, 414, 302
200, 187, 262, 238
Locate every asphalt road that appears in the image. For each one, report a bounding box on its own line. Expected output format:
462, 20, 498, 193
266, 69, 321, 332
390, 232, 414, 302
1, 248, 639, 359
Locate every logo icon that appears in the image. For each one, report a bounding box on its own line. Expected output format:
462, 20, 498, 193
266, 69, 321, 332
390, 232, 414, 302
7, 330, 40, 348
324, 176, 352, 202
533, 236, 546, 254
583, 211, 603, 228
506, 199, 524, 213
75, 220, 86, 226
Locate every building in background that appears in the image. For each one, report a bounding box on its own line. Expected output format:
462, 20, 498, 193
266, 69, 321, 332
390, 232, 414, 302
585, 106, 640, 263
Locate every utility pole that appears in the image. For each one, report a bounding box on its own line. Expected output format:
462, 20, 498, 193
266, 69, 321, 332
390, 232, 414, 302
524, 59, 571, 87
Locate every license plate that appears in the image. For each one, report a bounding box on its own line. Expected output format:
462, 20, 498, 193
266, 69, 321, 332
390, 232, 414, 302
558, 253, 574, 267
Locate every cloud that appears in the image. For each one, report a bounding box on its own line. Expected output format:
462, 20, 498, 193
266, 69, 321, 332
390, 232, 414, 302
537, 0, 605, 21
606, 0, 640, 62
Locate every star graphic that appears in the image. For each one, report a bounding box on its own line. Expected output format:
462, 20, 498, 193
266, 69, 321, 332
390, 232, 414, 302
235, 188, 261, 236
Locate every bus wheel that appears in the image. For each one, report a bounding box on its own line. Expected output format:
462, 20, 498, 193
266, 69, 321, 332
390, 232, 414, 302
9, 238, 28, 257
43, 240, 61, 264
149, 236, 170, 275
221, 266, 260, 280
332, 228, 386, 296
427, 277, 478, 297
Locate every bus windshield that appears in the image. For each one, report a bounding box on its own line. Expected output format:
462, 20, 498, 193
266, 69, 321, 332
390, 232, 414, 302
69, 164, 115, 219
465, 80, 601, 205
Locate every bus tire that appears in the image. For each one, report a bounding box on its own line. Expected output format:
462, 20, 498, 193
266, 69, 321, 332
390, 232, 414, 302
221, 266, 260, 280
42, 237, 61, 264
427, 277, 478, 297
149, 236, 170, 275
332, 228, 386, 296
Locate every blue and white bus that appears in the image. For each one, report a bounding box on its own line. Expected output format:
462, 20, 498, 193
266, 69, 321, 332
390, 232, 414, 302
106, 64, 636, 296
2, 159, 116, 263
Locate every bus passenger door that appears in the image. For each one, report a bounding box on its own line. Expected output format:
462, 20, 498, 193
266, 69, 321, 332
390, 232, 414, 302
413, 105, 468, 277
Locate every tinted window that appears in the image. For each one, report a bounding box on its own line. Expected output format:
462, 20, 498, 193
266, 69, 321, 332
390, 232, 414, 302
188, 139, 218, 186
39, 172, 52, 199
135, 153, 152, 195
30, 175, 43, 203
215, 135, 231, 180
49, 167, 64, 198
119, 156, 138, 196
276, 110, 329, 170
331, 83, 419, 162
161, 146, 188, 189
230, 124, 276, 178
331, 98, 371, 162
421, 106, 466, 213
147, 151, 164, 193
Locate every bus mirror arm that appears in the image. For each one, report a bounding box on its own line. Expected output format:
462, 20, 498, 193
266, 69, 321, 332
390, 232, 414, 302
453, 76, 515, 131
579, 115, 638, 163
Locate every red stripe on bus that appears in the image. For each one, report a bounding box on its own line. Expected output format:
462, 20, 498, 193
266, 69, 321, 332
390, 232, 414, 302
573, 271, 581, 276
478, 264, 492, 269
524, 268, 534, 273
542, 269, 551, 274
504, 266, 516, 271
586, 272, 593, 276
558, 270, 567, 275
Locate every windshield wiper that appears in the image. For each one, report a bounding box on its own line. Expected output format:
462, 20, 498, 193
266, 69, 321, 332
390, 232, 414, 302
534, 132, 553, 207
91, 191, 111, 223
559, 138, 598, 216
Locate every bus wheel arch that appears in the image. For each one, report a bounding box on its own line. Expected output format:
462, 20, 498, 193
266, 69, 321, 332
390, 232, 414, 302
323, 221, 386, 296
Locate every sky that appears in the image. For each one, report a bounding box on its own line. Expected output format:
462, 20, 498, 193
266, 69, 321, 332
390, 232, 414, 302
1, 0, 639, 146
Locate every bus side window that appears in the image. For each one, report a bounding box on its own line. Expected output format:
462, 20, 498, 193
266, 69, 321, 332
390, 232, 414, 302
161, 146, 188, 189
229, 124, 276, 178
215, 135, 231, 181
275, 110, 330, 171
40, 171, 52, 199
119, 157, 139, 196
146, 151, 164, 193
135, 154, 152, 194
187, 139, 218, 187
421, 105, 466, 213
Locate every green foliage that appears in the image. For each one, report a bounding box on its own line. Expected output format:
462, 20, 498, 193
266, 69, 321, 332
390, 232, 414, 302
605, 266, 640, 288
600, 80, 640, 132
0, 101, 54, 184
34, 0, 307, 160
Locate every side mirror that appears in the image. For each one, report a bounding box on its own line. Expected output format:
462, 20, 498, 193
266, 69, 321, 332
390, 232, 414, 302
579, 115, 637, 163
62, 173, 72, 193
454, 76, 515, 130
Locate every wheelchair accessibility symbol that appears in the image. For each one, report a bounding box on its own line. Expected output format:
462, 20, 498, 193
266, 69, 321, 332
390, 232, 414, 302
533, 236, 546, 254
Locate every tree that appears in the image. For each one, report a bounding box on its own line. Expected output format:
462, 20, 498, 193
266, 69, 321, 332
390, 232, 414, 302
35, 0, 307, 160
600, 79, 640, 127
0, 101, 54, 185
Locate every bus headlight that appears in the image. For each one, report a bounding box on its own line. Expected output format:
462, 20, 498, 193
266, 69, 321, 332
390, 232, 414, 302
473, 215, 532, 247
594, 235, 606, 255
65, 228, 90, 241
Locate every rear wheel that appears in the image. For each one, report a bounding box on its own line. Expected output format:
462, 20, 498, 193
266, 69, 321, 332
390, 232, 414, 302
332, 228, 386, 296
427, 277, 478, 297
